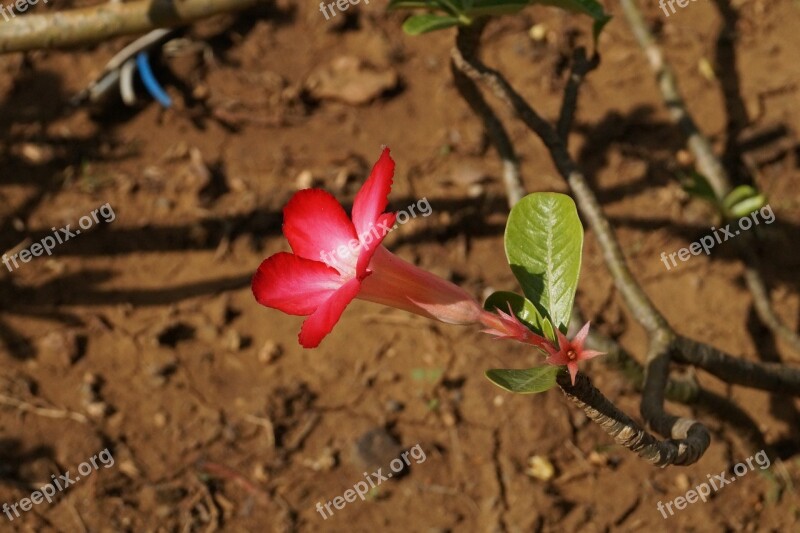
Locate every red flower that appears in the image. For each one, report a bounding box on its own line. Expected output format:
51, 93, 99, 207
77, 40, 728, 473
543, 322, 605, 385
252, 148, 489, 348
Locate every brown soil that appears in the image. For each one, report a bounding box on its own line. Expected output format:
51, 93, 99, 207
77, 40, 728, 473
1, 0, 799, 531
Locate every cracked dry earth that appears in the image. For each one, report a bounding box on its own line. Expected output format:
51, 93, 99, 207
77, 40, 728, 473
1, 0, 799, 531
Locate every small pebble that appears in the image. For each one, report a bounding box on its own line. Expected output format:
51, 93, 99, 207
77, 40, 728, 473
296, 170, 314, 189
526, 455, 555, 481
153, 412, 168, 428
258, 340, 283, 363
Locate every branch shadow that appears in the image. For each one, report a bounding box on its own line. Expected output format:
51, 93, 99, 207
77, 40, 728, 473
0, 438, 56, 491
0, 6, 301, 360
746, 307, 800, 455
0, 192, 509, 360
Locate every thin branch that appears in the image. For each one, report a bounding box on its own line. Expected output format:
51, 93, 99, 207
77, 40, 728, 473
557, 48, 599, 142
450, 62, 524, 208
453, 23, 709, 466
452, 30, 667, 336
451, 21, 800, 467
451, 19, 524, 208
674, 336, 800, 395
451, 24, 800, 394
619, 0, 800, 358
641, 334, 682, 439
0, 0, 262, 54
578, 306, 768, 453
557, 372, 709, 467
618, 0, 729, 198
0, 392, 88, 424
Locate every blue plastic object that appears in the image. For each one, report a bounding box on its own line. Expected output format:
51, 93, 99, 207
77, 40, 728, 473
136, 51, 172, 108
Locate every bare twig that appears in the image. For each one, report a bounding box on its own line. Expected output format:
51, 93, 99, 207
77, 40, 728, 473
619, 0, 800, 358
0, 392, 89, 423
451, 19, 524, 208
242, 414, 276, 449
452, 28, 667, 335
0, 0, 262, 54
452, 22, 706, 467
558, 372, 709, 466
585, 314, 769, 454
450, 20, 800, 466
618, 0, 729, 198
674, 336, 800, 394
557, 48, 600, 142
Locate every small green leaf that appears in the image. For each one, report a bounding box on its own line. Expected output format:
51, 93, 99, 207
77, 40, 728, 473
410, 367, 443, 382
401, 13, 463, 34
483, 291, 557, 343
592, 15, 612, 42
504, 192, 583, 332
728, 194, 767, 218
540, 317, 556, 343
388, 0, 439, 9
462, 0, 532, 16
485, 366, 561, 394
723, 185, 767, 218
533, 0, 607, 20
681, 171, 719, 205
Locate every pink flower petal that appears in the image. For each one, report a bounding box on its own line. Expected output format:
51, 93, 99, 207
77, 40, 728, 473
298, 277, 363, 348
567, 362, 579, 386
572, 321, 592, 351
359, 246, 483, 325
555, 327, 571, 350
252, 252, 343, 316
283, 189, 358, 274
352, 148, 394, 238
356, 212, 396, 277
546, 352, 570, 366
579, 349, 605, 361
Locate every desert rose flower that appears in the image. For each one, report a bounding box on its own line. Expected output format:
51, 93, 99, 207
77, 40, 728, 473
253, 147, 516, 348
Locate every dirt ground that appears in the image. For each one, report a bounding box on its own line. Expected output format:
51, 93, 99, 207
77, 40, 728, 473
1, 0, 799, 531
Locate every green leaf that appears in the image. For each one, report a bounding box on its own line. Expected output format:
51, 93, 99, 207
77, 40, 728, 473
532, 0, 607, 20
592, 14, 612, 42
401, 13, 463, 34
389, 0, 610, 40
540, 316, 556, 343
504, 192, 583, 332
410, 367, 444, 382
462, 0, 532, 16
483, 291, 557, 343
485, 366, 561, 394
723, 185, 767, 218
727, 194, 767, 219
388, 0, 440, 9
723, 185, 759, 210
681, 171, 719, 205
